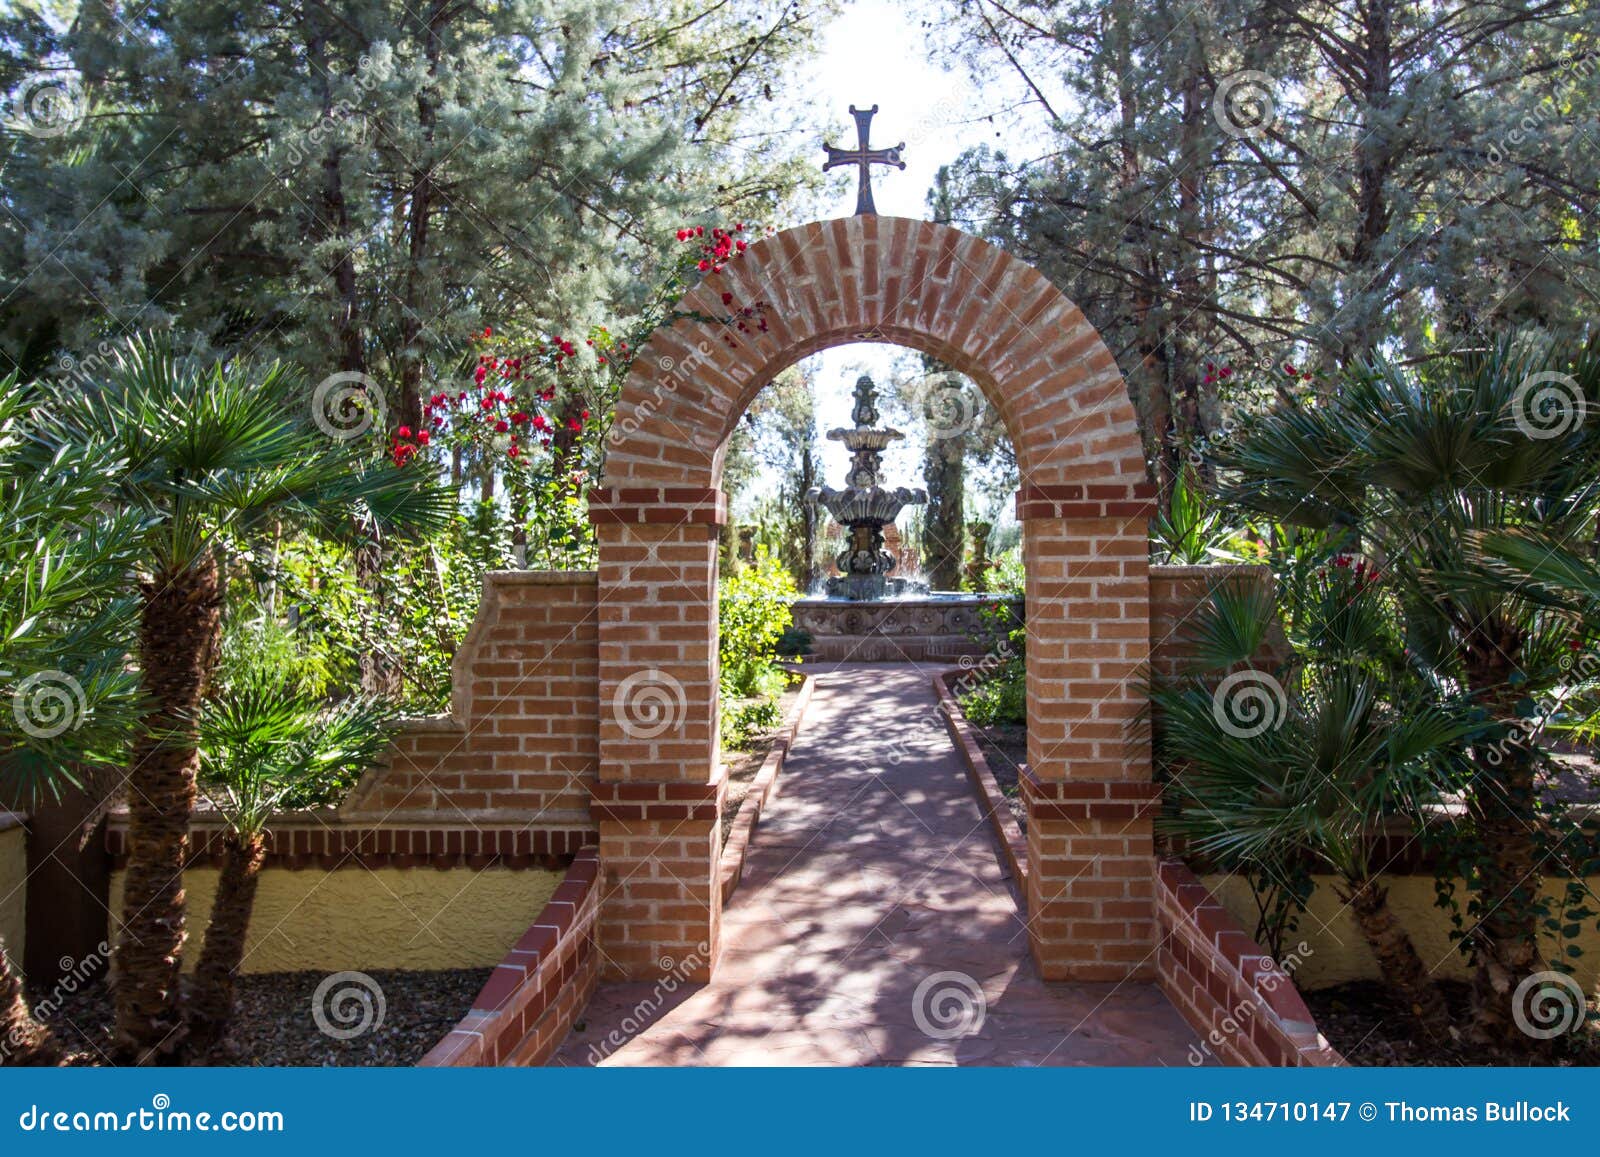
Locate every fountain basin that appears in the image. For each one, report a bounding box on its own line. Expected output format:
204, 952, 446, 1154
789, 592, 1020, 663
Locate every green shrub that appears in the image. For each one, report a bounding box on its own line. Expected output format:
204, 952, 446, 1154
959, 663, 1025, 726
718, 546, 797, 696
721, 696, 783, 751
775, 624, 812, 658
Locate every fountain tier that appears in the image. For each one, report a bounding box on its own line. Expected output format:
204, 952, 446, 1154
806, 374, 927, 601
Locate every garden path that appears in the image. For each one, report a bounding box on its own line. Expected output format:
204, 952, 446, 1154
551, 662, 1202, 1066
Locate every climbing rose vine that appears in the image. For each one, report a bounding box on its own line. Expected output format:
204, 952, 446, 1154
389, 222, 770, 469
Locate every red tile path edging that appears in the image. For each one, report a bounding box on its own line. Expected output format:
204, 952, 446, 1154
104, 813, 583, 871
933, 671, 1028, 889
1156, 859, 1344, 1067
419, 845, 601, 1067
718, 674, 815, 904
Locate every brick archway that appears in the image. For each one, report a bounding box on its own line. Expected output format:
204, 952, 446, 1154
591, 215, 1157, 984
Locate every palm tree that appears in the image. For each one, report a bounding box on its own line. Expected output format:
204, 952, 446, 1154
0, 372, 143, 1065
1213, 334, 1600, 1043
37, 336, 448, 1063
186, 620, 392, 1053
1156, 566, 1469, 1040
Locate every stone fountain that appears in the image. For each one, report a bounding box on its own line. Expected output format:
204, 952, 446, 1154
788, 373, 1019, 663
807, 375, 927, 601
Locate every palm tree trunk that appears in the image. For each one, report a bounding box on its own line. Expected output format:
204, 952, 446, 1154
113, 553, 221, 1064
1463, 640, 1546, 1045
353, 536, 401, 698
1340, 877, 1450, 1041
186, 832, 265, 1054
1, 936, 58, 1066
1466, 741, 1545, 1044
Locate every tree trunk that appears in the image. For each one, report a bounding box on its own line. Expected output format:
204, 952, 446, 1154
113, 553, 221, 1064
396, 1, 447, 434
1462, 638, 1547, 1045
922, 436, 965, 590
1110, 5, 1173, 497
1169, 39, 1211, 474
799, 446, 818, 590
1339, 0, 1396, 365
1340, 877, 1450, 1041
186, 832, 266, 1055
306, 21, 365, 379
1467, 735, 1546, 1044
1, 936, 57, 1066
354, 535, 401, 698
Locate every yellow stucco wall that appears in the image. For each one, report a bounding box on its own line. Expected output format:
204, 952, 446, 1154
1203, 872, 1600, 992
108, 865, 562, 973
0, 821, 24, 971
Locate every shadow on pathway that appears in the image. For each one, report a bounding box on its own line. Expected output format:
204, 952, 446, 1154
552, 662, 1203, 1066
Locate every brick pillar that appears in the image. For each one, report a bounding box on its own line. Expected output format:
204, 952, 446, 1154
1018, 484, 1157, 981
589, 488, 725, 981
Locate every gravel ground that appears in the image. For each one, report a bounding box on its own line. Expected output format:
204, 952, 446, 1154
1303, 980, 1599, 1066
31, 969, 490, 1066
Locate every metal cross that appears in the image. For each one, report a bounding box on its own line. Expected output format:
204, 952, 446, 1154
823, 105, 906, 216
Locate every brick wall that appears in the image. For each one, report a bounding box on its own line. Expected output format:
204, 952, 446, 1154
421, 846, 601, 1066
1021, 505, 1157, 981
588, 517, 723, 982
1156, 859, 1341, 1066
594, 216, 1158, 984
343, 570, 600, 828
1149, 563, 1278, 680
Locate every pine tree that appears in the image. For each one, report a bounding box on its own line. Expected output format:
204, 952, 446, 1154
0, 0, 824, 405
933, 0, 1600, 481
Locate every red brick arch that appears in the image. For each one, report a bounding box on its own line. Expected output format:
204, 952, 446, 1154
591, 216, 1158, 984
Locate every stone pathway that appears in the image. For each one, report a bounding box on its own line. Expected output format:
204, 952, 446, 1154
552, 662, 1202, 1066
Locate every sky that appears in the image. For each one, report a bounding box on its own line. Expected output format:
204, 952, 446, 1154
740, 0, 1044, 515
